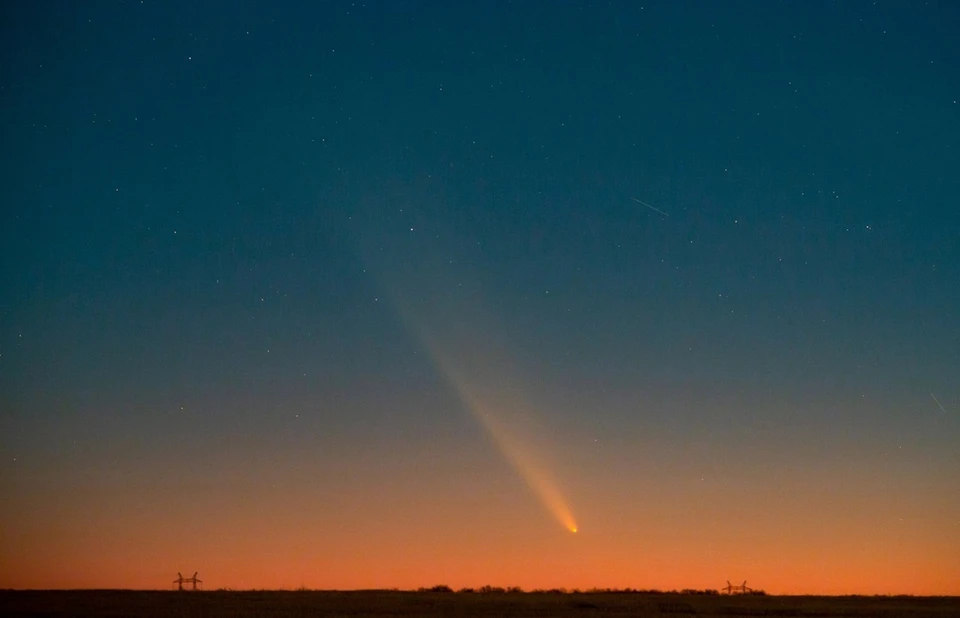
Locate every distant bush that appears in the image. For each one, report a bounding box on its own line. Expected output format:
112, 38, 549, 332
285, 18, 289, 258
410, 585, 734, 596
478, 586, 506, 594
417, 585, 453, 593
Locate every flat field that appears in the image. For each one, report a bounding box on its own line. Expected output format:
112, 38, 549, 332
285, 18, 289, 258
0, 590, 956, 617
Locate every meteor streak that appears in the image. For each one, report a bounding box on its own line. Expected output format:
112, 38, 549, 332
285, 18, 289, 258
930, 392, 948, 414
631, 196, 669, 217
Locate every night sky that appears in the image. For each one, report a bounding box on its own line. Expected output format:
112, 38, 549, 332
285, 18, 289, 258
2, 0, 958, 595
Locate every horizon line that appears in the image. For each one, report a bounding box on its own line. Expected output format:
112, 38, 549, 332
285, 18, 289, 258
1, 587, 956, 598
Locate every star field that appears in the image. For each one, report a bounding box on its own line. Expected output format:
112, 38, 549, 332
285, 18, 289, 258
1, 0, 958, 594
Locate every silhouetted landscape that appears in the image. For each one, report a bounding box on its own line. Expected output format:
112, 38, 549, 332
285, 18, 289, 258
2, 589, 957, 617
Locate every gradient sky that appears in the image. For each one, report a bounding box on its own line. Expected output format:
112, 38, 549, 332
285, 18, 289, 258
2, 0, 958, 595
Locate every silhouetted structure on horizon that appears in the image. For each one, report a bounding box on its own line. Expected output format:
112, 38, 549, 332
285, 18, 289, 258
173, 572, 202, 591
723, 580, 751, 594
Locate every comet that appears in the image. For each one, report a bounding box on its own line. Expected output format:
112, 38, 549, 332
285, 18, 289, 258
435, 363, 579, 535
378, 290, 579, 534
354, 206, 579, 534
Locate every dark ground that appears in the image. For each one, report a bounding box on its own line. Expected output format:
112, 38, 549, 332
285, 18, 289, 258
0, 590, 957, 618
